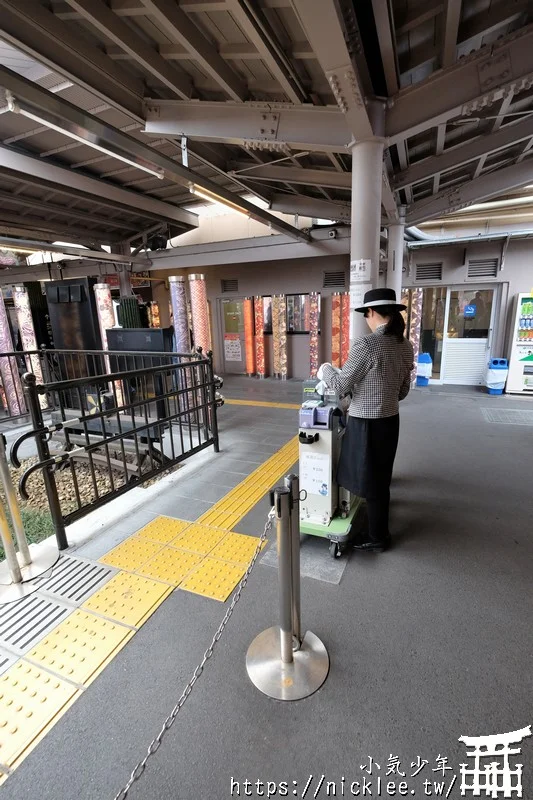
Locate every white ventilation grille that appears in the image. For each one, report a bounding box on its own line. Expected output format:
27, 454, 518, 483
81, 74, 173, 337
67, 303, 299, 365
442, 340, 488, 385
415, 263, 443, 281
221, 279, 238, 293
323, 270, 346, 288
467, 258, 498, 278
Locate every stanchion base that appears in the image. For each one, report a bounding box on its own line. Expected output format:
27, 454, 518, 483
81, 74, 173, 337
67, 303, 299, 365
0, 544, 60, 604
246, 626, 329, 700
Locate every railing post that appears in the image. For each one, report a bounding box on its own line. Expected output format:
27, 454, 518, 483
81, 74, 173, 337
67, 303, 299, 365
0, 433, 31, 567
23, 372, 68, 550
0, 500, 22, 584
246, 479, 329, 700
206, 350, 220, 454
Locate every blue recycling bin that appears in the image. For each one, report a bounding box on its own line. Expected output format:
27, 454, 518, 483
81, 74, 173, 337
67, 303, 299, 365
416, 352, 432, 387
486, 358, 508, 395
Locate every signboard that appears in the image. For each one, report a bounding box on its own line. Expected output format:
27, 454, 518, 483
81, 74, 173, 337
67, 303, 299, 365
300, 451, 330, 497
464, 304, 477, 319
224, 333, 242, 362
106, 272, 150, 289
349, 282, 372, 310
350, 259, 371, 283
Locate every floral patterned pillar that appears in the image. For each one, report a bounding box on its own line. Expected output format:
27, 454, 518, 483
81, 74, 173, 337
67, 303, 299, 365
340, 292, 350, 366
254, 296, 265, 379
0, 288, 25, 416
272, 294, 280, 376
331, 292, 341, 368
278, 293, 287, 380
94, 283, 124, 406
13, 285, 46, 408
309, 292, 320, 378
409, 288, 423, 383
243, 297, 255, 376
188, 274, 211, 353
169, 276, 190, 353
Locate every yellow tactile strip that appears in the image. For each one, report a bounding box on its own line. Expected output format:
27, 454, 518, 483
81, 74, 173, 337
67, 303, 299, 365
136, 516, 190, 544
225, 399, 300, 410
26, 611, 134, 687
180, 558, 247, 602
99, 535, 163, 570
83, 572, 172, 628
211, 532, 267, 565
138, 548, 204, 586
198, 435, 298, 530
0, 661, 79, 768
172, 524, 227, 555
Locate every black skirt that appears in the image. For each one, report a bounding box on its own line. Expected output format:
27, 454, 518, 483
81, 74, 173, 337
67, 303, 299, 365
337, 414, 400, 499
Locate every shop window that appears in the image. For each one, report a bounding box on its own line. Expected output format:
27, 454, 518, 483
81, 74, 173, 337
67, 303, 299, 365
287, 293, 317, 333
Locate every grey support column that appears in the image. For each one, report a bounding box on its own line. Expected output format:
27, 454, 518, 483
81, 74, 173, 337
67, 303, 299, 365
349, 102, 386, 342
386, 207, 406, 300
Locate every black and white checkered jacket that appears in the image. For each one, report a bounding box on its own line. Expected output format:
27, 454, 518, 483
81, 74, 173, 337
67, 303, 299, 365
322, 325, 414, 419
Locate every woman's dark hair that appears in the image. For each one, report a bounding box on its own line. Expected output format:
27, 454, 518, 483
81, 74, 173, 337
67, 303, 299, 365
368, 305, 406, 342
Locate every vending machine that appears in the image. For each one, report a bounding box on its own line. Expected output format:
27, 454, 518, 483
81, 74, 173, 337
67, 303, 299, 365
507, 293, 533, 394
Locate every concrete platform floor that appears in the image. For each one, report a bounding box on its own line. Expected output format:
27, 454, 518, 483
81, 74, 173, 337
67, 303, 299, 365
2, 377, 532, 800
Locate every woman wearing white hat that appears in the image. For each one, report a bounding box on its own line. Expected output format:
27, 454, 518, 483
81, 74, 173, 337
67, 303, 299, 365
318, 288, 414, 552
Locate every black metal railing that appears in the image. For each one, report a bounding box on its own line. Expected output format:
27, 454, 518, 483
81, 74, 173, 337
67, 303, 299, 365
11, 350, 222, 550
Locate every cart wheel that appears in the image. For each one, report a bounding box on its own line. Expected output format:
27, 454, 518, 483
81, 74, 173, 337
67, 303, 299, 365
329, 541, 341, 559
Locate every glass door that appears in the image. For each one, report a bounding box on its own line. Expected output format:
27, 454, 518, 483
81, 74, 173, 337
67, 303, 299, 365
420, 287, 447, 379
221, 298, 246, 374
441, 288, 496, 385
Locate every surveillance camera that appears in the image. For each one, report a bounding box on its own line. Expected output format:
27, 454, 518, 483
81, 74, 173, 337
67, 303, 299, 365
328, 229, 337, 239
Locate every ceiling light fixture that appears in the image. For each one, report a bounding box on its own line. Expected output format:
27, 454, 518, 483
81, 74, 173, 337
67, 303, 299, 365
7, 93, 164, 180
188, 183, 250, 217
0, 245, 39, 254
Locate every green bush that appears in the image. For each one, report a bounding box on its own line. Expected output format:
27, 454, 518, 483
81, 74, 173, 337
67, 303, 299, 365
0, 507, 54, 562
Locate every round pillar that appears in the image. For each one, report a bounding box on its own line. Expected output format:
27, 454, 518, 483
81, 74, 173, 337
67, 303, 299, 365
386, 210, 406, 300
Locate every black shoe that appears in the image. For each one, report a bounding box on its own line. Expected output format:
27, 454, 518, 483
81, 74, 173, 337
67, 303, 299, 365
353, 535, 391, 553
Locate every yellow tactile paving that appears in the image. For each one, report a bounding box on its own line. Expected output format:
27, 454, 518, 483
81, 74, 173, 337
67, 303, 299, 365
82, 572, 172, 628
26, 610, 134, 687
171, 523, 228, 555
210, 532, 266, 565
225, 399, 300, 409
137, 547, 204, 586
198, 436, 298, 530
0, 661, 79, 768
135, 516, 190, 544
99, 534, 163, 570
180, 557, 246, 602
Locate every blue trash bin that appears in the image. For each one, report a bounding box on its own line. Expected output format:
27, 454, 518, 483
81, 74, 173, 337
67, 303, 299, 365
416, 353, 432, 387
486, 358, 508, 395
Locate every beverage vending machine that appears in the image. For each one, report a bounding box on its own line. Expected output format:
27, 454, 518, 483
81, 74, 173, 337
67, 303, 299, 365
507, 293, 533, 394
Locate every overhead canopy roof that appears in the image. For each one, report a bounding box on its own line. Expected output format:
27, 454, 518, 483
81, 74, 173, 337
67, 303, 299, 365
0, 0, 532, 252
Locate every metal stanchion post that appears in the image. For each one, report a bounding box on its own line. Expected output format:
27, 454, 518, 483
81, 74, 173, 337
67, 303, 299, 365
0, 501, 22, 585
0, 433, 31, 567
246, 481, 329, 701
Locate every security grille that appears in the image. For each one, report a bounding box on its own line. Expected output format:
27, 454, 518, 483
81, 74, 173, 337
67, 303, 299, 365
323, 270, 346, 288
221, 279, 238, 292
415, 263, 443, 281
467, 258, 498, 278
481, 408, 533, 425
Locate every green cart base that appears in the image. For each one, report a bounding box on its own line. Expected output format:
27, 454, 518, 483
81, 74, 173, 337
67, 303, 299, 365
300, 497, 364, 558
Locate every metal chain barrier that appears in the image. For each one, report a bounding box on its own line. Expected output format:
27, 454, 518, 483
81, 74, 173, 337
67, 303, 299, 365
113, 508, 275, 800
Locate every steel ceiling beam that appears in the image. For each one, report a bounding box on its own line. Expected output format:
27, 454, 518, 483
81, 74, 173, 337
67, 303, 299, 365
144, 100, 351, 152
0, 67, 307, 240
406, 160, 533, 224
394, 115, 533, 189
225, 0, 308, 103
0, 236, 150, 263
229, 162, 351, 190
0, 210, 119, 243
371, 0, 399, 95
63, 0, 192, 99
395, 1, 444, 36
387, 26, 533, 143
0, 146, 197, 229
270, 194, 351, 223
0, 190, 135, 230
441, 0, 462, 68
136, 0, 247, 101
0, 0, 144, 118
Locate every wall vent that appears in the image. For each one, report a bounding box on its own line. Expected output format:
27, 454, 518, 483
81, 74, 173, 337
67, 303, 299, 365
323, 270, 346, 288
221, 279, 238, 293
415, 263, 443, 281
467, 258, 498, 279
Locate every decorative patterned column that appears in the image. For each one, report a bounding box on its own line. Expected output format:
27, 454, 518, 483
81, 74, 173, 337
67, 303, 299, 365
331, 292, 341, 368
169, 276, 190, 353
409, 288, 423, 384
0, 288, 25, 416
13, 285, 46, 409
243, 297, 255, 376
309, 292, 320, 378
188, 274, 211, 353
94, 283, 124, 406
254, 296, 265, 379
340, 292, 350, 366
278, 293, 287, 380
272, 294, 280, 375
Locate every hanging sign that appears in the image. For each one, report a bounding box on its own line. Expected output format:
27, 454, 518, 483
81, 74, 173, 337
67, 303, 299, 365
300, 451, 330, 497
350, 259, 371, 283
224, 333, 242, 361
350, 282, 372, 310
